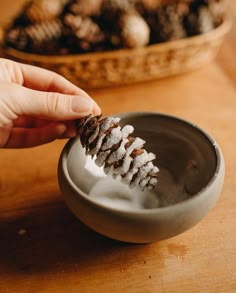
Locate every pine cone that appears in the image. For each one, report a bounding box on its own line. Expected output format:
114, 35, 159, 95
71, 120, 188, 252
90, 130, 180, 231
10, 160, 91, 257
5, 19, 64, 54
208, 0, 225, 25
100, 0, 137, 28
5, 27, 30, 51
135, 0, 162, 14
147, 4, 187, 43
184, 5, 215, 36
27, 0, 68, 22
102, 0, 136, 12
198, 6, 215, 33
64, 0, 103, 17
77, 115, 159, 191
13, 0, 68, 27
113, 12, 150, 48
64, 13, 106, 52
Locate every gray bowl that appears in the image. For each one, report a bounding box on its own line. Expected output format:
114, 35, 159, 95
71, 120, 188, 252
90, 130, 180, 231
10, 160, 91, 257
58, 112, 225, 243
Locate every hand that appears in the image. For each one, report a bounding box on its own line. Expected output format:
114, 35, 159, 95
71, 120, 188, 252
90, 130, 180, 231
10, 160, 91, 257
0, 58, 101, 148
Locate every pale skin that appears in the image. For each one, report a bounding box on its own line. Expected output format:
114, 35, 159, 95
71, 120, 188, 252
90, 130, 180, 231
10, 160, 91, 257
0, 58, 101, 148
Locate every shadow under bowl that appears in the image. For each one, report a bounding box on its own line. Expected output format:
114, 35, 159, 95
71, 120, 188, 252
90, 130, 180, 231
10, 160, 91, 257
58, 112, 225, 243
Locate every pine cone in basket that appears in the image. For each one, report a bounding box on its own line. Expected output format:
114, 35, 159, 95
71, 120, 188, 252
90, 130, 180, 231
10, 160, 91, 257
13, 0, 68, 27
5, 19, 64, 54
147, 3, 187, 43
208, 0, 226, 25
4, 0, 225, 55
64, 0, 104, 17
102, 0, 136, 12
135, 0, 162, 14
77, 115, 159, 191
184, 3, 215, 35
100, 1, 150, 49
111, 11, 150, 48
63, 13, 106, 52
136, 1, 195, 15
100, 0, 137, 29
5, 27, 30, 51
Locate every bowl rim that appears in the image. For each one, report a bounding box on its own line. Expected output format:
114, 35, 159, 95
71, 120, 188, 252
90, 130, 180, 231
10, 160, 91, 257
59, 111, 224, 215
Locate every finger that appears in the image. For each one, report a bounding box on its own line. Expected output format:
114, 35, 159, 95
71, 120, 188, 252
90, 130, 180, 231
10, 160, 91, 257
13, 116, 48, 128
0, 125, 11, 147
60, 120, 77, 138
18, 61, 89, 96
13, 116, 77, 134
2, 82, 101, 120
1, 60, 101, 115
4, 122, 71, 148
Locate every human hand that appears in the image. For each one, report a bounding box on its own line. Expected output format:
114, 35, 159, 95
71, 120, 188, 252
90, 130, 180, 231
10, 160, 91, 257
0, 58, 101, 148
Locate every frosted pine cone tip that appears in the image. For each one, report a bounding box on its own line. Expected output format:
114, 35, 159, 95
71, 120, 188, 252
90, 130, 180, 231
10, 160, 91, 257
76, 115, 159, 191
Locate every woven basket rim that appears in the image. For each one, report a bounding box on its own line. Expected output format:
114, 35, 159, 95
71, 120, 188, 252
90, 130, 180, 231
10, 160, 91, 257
1, 16, 232, 63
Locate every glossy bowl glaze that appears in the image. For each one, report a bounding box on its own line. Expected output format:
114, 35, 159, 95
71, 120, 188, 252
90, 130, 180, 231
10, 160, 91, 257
58, 112, 225, 243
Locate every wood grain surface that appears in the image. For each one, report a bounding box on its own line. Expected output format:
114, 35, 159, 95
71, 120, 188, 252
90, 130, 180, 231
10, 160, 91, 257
0, 1, 236, 292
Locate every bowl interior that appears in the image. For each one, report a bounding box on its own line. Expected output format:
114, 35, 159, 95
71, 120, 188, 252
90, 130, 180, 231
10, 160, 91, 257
66, 113, 217, 209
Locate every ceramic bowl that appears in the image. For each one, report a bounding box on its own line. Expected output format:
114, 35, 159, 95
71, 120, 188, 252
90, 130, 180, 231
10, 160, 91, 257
58, 112, 225, 243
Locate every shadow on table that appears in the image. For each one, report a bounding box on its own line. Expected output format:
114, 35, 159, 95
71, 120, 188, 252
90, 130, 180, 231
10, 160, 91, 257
0, 196, 164, 275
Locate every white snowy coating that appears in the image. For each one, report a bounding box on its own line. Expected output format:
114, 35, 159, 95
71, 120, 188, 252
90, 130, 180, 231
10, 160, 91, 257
87, 117, 121, 156
125, 137, 146, 156
89, 176, 160, 211
121, 168, 138, 185
95, 125, 133, 167
106, 156, 132, 176
121, 125, 134, 137
106, 138, 129, 164
101, 117, 121, 130
139, 176, 151, 189
130, 162, 154, 187
106, 137, 146, 176
95, 149, 111, 167
101, 126, 122, 150
149, 177, 158, 185
81, 157, 190, 211
132, 151, 149, 168
78, 116, 159, 190
149, 165, 159, 175
120, 151, 151, 184
105, 125, 134, 164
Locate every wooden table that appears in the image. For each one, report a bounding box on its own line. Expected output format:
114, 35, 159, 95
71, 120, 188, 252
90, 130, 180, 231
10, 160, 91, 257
0, 2, 236, 292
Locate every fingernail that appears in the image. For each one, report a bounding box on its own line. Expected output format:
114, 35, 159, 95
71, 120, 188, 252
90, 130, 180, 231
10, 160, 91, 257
72, 96, 94, 114
57, 122, 77, 139
93, 103, 102, 115
65, 125, 77, 138
56, 123, 68, 137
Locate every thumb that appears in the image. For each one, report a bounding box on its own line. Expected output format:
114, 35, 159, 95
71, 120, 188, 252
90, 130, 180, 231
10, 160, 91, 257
3, 82, 100, 120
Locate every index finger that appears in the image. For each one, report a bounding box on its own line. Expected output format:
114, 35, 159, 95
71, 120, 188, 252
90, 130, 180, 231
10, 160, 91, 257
18, 61, 89, 96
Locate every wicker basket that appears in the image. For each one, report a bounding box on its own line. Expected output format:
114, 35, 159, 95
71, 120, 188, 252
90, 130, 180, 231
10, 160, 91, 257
0, 17, 232, 89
